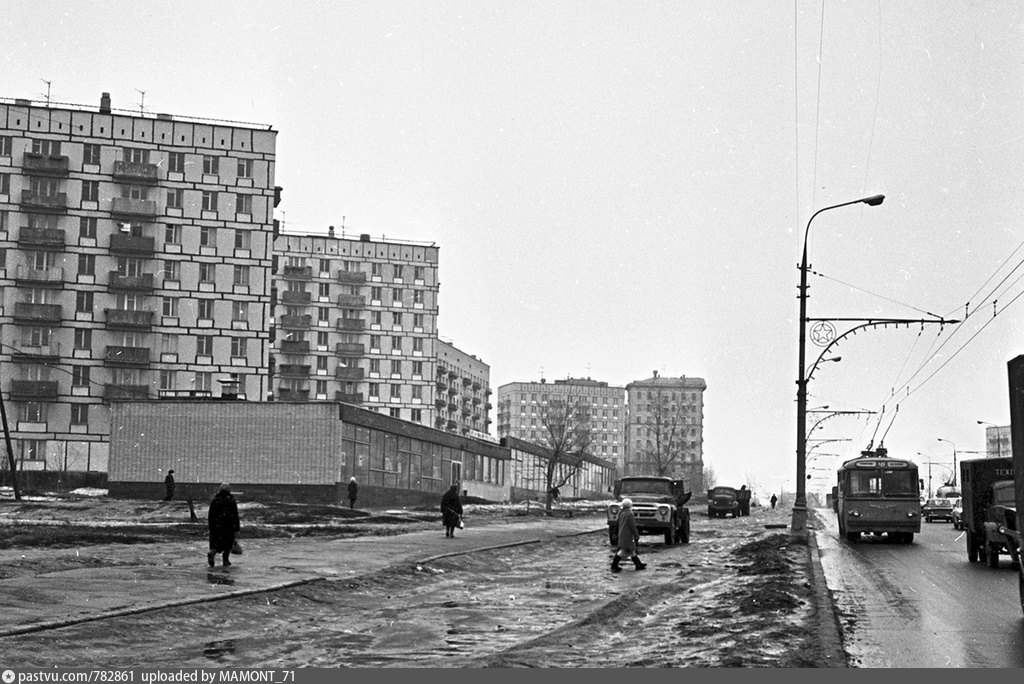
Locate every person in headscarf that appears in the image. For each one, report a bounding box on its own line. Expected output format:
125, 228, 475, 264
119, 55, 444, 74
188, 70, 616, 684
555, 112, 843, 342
348, 477, 358, 509
441, 484, 463, 538
611, 498, 646, 572
207, 483, 240, 567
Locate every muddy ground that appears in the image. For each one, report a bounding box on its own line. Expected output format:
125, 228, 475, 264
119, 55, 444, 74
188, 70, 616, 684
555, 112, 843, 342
0, 493, 838, 668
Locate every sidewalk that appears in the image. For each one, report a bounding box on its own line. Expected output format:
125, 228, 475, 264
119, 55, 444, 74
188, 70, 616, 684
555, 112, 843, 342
0, 514, 604, 637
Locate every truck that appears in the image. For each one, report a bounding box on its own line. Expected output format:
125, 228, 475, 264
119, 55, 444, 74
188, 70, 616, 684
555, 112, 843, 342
609, 476, 691, 546
707, 486, 740, 518
959, 456, 1014, 564
1005, 355, 1024, 615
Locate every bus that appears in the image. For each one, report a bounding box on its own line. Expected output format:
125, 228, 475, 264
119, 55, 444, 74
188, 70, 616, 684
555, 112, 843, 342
836, 447, 922, 543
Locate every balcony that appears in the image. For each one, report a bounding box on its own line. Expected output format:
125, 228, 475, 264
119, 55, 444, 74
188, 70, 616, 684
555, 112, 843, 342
105, 309, 154, 329
279, 340, 310, 355
484, 402, 493, 410
434, 417, 446, 428
335, 367, 364, 380
436, 366, 447, 376
447, 386, 457, 395
335, 391, 362, 404
280, 290, 311, 304
436, 381, 447, 391
104, 384, 150, 401
23, 153, 69, 176
446, 420, 457, 430
14, 265, 63, 285
337, 293, 366, 307
336, 318, 365, 332
472, 396, 481, 405
278, 314, 312, 329
112, 160, 159, 183
278, 364, 311, 378
447, 402, 458, 411
109, 233, 156, 255
278, 388, 310, 402
448, 371, 457, 379
110, 197, 157, 217
17, 227, 65, 248
10, 380, 58, 400
472, 381, 481, 391
335, 342, 365, 356
104, 345, 151, 365
336, 270, 367, 284
13, 302, 61, 323
281, 265, 313, 280
21, 190, 67, 212
108, 272, 155, 291
462, 408, 471, 416
462, 377, 472, 386
435, 399, 447, 409
10, 343, 60, 361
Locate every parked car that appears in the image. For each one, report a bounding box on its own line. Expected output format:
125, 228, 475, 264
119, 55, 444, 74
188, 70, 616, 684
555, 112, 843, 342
951, 497, 964, 530
922, 497, 956, 523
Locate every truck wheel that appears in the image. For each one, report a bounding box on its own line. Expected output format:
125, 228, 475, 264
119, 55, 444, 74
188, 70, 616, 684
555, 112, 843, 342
987, 542, 1000, 568
845, 531, 860, 542
967, 531, 979, 562
903, 533, 914, 544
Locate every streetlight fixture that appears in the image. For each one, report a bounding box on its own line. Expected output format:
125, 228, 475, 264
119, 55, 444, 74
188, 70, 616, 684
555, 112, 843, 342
976, 420, 1002, 459
937, 437, 958, 487
794, 194, 885, 532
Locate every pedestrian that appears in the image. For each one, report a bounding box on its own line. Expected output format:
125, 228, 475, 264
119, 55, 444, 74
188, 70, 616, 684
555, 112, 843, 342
347, 477, 358, 509
441, 484, 463, 538
550, 485, 560, 502
207, 483, 240, 568
770, 493, 778, 510
163, 469, 175, 501
611, 498, 646, 573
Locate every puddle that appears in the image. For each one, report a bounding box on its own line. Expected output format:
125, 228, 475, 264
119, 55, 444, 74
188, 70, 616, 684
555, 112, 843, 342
203, 639, 237, 659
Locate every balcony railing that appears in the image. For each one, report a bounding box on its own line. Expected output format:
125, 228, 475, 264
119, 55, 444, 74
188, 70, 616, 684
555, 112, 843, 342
110, 197, 157, 216
278, 364, 311, 378
334, 391, 363, 403
435, 399, 447, 409
279, 340, 310, 355
335, 342, 365, 356
335, 367, 364, 380
104, 309, 154, 329
446, 420, 457, 430
17, 227, 65, 247
104, 346, 151, 365
281, 265, 313, 280
14, 265, 64, 284
10, 343, 60, 360
336, 318, 365, 332
336, 270, 367, 284
337, 293, 366, 307
108, 272, 155, 290
10, 380, 59, 400
13, 302, 61, 323
104, 384, 150, 401
23, 153, 69, 176
280, 290, 311, 304
278, 314, 312, 329
21, 190, 67, 211
277, 388, 310, 401
112, 160, 159, 183
109, 234, 155, 254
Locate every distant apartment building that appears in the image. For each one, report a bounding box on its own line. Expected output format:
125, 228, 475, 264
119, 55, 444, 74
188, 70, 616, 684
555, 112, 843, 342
625, 371, 706, 491
0, 93, 278, 473
435, 338, 492, 438
269, 229, 441, 427
496, 377, 627, 471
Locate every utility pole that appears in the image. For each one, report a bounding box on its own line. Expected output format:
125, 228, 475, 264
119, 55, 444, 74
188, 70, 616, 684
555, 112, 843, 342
0, 386, 22, 500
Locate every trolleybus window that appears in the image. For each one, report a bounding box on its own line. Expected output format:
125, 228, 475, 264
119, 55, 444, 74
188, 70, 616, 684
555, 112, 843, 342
847, 468, 917, 497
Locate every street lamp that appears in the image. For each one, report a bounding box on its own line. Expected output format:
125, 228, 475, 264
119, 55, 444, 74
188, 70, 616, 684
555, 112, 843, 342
976, 420, 1002, 459
794, 194, 885, 532
937, 437, 957, 487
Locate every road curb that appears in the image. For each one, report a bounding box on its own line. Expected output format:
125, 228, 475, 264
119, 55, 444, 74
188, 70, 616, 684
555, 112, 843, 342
806, 525, 848, 667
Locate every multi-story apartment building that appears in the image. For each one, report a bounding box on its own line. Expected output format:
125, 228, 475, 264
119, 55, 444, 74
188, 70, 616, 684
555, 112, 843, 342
269, 229, 440, 427
625, 371, 706, 491
496, 377, 627, 471
0, 93, 278, 472
435, 338, 492, 438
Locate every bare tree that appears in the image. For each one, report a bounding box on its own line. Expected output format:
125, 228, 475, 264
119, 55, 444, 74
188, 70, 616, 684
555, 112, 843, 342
703, 464, 717, 490
538, 394, 595, 514
633, 390, 690, 477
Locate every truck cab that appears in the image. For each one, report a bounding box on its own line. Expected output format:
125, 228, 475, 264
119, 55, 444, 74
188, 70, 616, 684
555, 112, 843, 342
608, 476, 691, 546
960, 457, 1014, 564
982, 480, 1019, 569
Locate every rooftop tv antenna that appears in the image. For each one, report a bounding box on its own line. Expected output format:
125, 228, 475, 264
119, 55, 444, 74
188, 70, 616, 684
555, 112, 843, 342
40, 79, 52, 105
135, 89, 146, 114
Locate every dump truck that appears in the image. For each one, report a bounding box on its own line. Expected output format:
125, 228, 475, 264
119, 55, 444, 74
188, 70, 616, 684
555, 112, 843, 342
609, 476, 691, 546
959, 456, 1014, 564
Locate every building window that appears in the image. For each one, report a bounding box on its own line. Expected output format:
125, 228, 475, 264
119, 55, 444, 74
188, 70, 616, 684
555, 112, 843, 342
393, 265, 403, 280
369, 359, 381, 374
234, 229, 250, 250
391, 335, 401, 352
319, 258, 330, 273
199, 263, 215, 283
197, 335, 214, 356
411, 409, 422, 423
122, 184, 148, 201
164, 260, 180, 281
195, 372, 212, 392
198, 299, 214, 319
232, 301, 248, 322
369, 383, 379, 399
371, 286, 382, 301
21, 402, 46, 422
413, 313, 424, 329
79, 217, 96, 239
0, 173, 9, 195
75, 291, 93, 313
371, 310, 382, 327
0, 136, 11, 156
32, 139, 61, 155
318, 282, 330, 298
412, 385, 422, 400
71, 404, 89, 425
413, 289, 424, 305
200, 226, 216, 247
167, 188, 183, 208
414, 266, 425, 281
162, 297, 179, 317
82, 180, 99, 202
316, 356, 328, 372
233, 265, 249, 286
412, 360, 423, 376
201, 191, 218, 212
165, 223, 181, 244
370, 335, 381, 351
237, 158, 253, 177
390, 384, 401, 399
392, 288, 402, 304
72, 366, 90, 388
412, 337, 423, 353
74, 328, 91, 350
317, 331, 329, 347
318, 307, 329, 323
236, 193, 252, 215
81, 143, 101, 165
231, 337, 247, 357
78, 254, 95, 276
389, 408, 401, 418
371, 263, 382, 277
202, 155, 219, 175
159, 370, 176, 391
168, 152, 185, 173
316, 380, 328, 396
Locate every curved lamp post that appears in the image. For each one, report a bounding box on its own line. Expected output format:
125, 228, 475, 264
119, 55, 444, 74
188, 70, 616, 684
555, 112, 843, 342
793, 194, 885, 532
937, 437, 958, 487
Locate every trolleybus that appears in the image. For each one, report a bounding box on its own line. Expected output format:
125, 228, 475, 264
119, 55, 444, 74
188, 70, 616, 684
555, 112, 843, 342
836, 447, 921, 543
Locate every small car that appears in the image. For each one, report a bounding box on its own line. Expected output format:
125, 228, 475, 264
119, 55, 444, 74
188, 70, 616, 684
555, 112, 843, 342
922, 497, 955, 523
951, 498, 964, 530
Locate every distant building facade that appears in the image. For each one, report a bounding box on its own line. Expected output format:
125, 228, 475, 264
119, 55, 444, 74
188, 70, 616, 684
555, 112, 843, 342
501, 435, 616, 503
435, 338, 493, 438
625, 371, 706, 492
496, 377, 627, 472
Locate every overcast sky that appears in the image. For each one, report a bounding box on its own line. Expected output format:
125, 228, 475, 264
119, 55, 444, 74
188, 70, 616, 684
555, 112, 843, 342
5, 2, 1023, 495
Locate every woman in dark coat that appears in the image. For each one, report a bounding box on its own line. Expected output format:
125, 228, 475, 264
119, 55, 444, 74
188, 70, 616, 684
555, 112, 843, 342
440, 485, 463, 538
611, 498, 646, 572
207, 483, 240, 567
